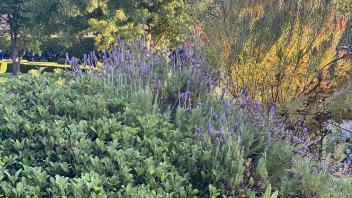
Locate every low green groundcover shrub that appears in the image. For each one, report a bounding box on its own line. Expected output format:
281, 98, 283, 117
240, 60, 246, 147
0, 74, 197, 197
0, 73, 351, 197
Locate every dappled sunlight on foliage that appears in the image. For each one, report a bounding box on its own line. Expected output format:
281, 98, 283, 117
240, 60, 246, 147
190, 0, 352, 163
0, 0, 351, 197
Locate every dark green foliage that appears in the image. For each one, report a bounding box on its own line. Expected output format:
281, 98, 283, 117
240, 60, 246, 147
0, 74, 197, 197
0, 73, 350, 197
40, 38, 96, 62
66, 38, 96, 59
4, 63, 90, 73
86, 0, 191, 49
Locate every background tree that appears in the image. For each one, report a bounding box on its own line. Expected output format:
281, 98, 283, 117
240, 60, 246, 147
0, 0, 91, 74
0, 0, 29, 74
0, 0, 60, 73
334, 0, 352, 16
86, 0, 192, 49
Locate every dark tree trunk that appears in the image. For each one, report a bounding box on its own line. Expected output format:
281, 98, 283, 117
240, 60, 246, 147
11, 32, 20, 75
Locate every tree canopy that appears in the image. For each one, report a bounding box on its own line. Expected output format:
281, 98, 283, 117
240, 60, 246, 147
86, 0, 191, 49
0, 0, 194, 73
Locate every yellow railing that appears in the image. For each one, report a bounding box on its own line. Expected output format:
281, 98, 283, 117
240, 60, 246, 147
0, 59, 95, 73
0, 61, 8, 74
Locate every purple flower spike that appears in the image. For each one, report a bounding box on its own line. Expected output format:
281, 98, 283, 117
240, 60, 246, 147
196, 100, 203, 108
303, 127, 308, 136
144, 66, 149, 75
92, 51, 97, 61
114, 51, 121, 61
241, 86, 249, 98
186, 80, 191, 92
119, 39, 125, 48
69, 57, 81, 78
65, 53, 70, 65
224, 101, 230, 115
343, 130, 351, 140
221, 114, 225, 125
220, 128, 228, 143
87, 56, 91, 66
213, 113, 219, 121
170, 56, 175, 69
208, 123, 213, 137
229, 130, 235, 137
216, 136, 221, 145
76, 68, 82, 78
220, 127, 225, 137
157, 80, 161, 90
83, 54, 87, 66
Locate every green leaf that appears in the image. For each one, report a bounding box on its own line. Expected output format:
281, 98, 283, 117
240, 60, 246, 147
209, 184, 220, 198
13, 182, 25, 196
271, 191, 279, 198
263, 184, 272, 198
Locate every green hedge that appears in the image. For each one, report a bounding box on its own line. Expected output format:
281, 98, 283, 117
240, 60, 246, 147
6, 63, 69, 73
40, 37, 96, 60
1, 37, 96, 63
4, 61, 91, 73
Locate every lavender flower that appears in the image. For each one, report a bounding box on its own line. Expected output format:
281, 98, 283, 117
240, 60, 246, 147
224, 101, 230, 115
216, 136, 221, 145
195, 100, 203, 108
68, 56, 81, 78
87, 54, 92, 66
83, 54, 87, 66
343, 130, 351, 140
171, 54, 176, 69
241, 86, 249, 98
207, 81, 212, 92
65, 53, 70, 65
220, 127, 225, 138
119, 39, 125, 47
303, 127, 308, 136
91, 51, 97, 66
213, 113, 219, 121
75, 35, 294, 158
221, 114, 225, 125
135, 37, 142, 47
208, 123, 213, 137
186, 80, 190, 92
157, 80, 161, 90
114, 51, 121, 61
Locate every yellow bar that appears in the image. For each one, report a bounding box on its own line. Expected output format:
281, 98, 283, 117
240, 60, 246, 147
0, 61, 8, 74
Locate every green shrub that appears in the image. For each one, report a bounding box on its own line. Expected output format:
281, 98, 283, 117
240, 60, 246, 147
0, 73, 350, 197
279, 157, 352, 198
0, 74, 197, 197
35, 37, 96, 63
66, 38, 96, 58
6, 63, 68, 73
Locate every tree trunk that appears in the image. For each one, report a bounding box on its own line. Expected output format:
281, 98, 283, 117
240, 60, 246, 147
11, 32, 20, 75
